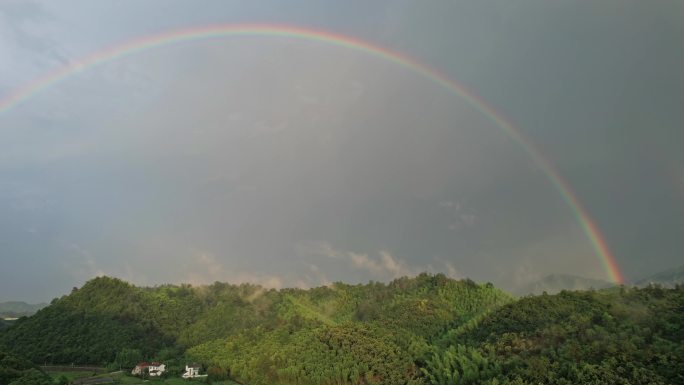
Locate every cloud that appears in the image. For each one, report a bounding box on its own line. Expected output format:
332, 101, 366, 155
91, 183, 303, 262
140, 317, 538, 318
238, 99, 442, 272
298, 241, 422, 280
297, 240, 471, 282
349, 250, 418, 278
9, 4, 677, 302
183, 251, 284, 289
349, 252, 382, 275
349, 250, 420, 279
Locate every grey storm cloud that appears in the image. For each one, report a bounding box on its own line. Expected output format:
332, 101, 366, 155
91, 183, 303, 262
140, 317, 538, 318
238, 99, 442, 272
0, 0, 682, 302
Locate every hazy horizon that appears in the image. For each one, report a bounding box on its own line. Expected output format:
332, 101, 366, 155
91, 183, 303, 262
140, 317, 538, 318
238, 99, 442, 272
1, 0, 683, 303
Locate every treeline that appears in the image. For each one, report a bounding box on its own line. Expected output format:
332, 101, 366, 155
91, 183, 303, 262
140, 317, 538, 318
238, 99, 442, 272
0, 275, 682, 384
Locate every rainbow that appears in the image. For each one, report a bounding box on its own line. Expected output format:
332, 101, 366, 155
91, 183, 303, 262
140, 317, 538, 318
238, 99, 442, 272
0, 23, 624, 283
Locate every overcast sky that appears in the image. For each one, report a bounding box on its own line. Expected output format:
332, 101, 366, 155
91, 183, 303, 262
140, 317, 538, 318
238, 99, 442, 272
1, 0, 682, 302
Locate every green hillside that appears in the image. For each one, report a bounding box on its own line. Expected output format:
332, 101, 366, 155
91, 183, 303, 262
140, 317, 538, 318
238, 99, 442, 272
0, 275, 682, 384
186, 277, 511, 385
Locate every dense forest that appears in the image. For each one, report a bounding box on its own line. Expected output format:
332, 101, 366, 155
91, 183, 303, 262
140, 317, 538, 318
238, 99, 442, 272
0, 275, 681, 384
0, 351, 57, 385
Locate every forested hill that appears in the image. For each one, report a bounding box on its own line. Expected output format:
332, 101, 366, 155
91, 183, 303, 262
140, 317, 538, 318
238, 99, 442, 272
0, 275, 511, 367
0, 275, 682, 385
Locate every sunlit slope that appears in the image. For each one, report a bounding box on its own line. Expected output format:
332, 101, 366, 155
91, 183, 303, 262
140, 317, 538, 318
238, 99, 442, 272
187, 276, 512, 385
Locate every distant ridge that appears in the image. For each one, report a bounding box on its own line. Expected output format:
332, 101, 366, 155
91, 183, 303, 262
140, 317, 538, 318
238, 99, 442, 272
0, 301, 47, 318
633, 265, 684, 288
515, 273, 614, 295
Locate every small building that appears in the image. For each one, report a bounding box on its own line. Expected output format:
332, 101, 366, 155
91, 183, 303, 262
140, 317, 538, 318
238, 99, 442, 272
148, 362, 166, 377
132, 361, 166, 377
182, 364, 206, 379
131, 362, 149, 376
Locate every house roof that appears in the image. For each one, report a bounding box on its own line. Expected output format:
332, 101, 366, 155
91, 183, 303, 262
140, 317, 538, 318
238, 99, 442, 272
136, 362, 150, 367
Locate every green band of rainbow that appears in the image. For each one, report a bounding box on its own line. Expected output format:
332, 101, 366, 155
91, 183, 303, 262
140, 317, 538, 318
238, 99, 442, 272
0, 23, 624, 283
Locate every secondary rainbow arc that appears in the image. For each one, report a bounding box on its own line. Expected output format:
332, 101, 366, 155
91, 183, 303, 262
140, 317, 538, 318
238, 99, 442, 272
0, 23, 624, 284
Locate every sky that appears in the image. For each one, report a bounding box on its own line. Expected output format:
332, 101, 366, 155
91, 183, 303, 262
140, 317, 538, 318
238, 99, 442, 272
1, 0, 682, 302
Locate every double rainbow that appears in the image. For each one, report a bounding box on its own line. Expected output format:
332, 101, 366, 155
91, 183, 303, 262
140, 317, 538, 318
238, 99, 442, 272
0, 23, 624, 283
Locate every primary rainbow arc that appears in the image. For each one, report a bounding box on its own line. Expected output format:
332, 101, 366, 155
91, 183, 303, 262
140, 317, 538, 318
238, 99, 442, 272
0, 23, 624, 284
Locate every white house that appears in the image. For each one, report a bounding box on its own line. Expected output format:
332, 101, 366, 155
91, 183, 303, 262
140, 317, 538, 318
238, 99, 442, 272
131, 362, 166, 377
148, 362, 166, 377
182, 364, 206, 379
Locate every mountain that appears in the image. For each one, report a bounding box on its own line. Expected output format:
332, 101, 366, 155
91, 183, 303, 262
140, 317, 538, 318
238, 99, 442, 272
634, 265, 684, 288
0, 275, 512, 383
1, 275, 682, 385
0, 301, 47, 318
513, 273, 614, 295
